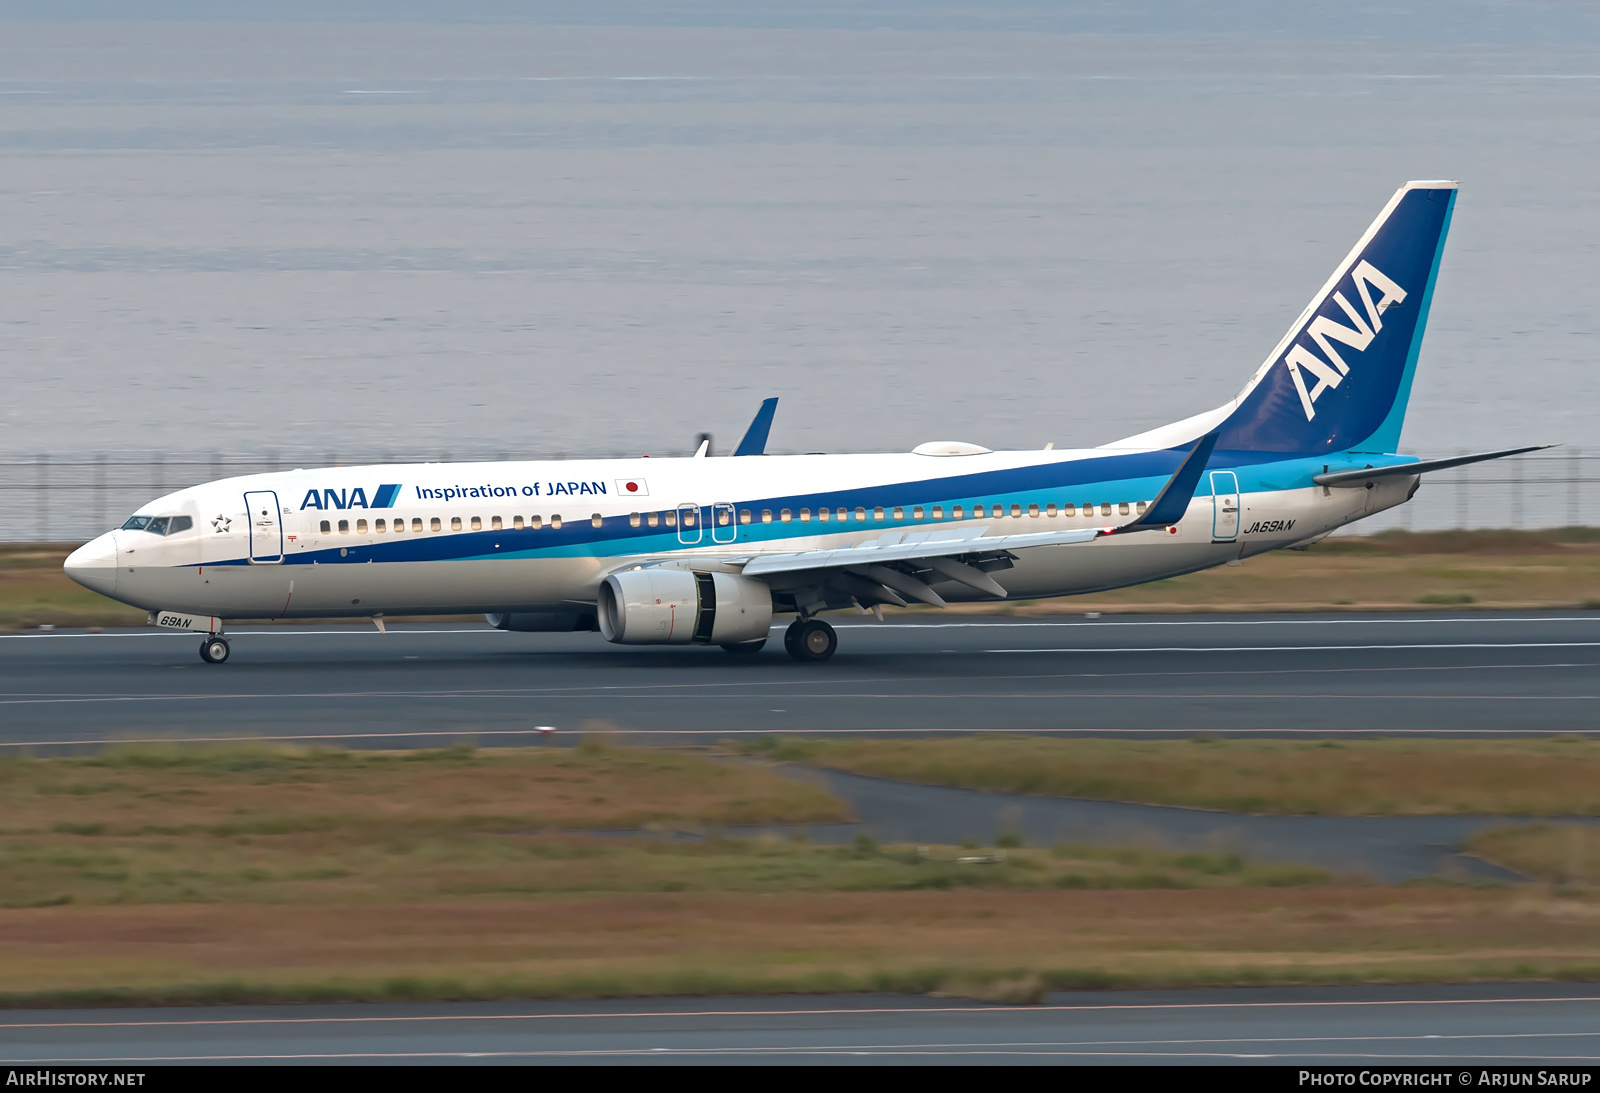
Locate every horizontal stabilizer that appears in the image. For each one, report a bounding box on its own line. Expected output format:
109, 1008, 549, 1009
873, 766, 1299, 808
1312, 445, 1551, 487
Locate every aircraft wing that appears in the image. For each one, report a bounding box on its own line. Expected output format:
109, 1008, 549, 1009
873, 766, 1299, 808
1312, 445, 1552, 487
737, 433, 1219, 606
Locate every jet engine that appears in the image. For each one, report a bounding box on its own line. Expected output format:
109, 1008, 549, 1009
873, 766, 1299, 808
597, 569, 772, 645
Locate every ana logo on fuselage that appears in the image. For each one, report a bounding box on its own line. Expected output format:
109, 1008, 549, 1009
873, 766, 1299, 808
300, 484, 402, 511
1283, 260, 1406, 421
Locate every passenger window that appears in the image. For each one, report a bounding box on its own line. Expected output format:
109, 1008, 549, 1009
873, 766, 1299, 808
912, 506, 923, 520
338, 519, 350, 534
1063, 503, 1075, 516
972, 504, 986, 519
591, 513, 602, 528
798, 509, 810, 522
951, 505, 963, 520
412, 518, 424, 532
664, 511, 676, 527
431, 518, 442, 532
377, 518, 388, 532
357, 519, 368, 533
818, 508, 830, 523
492, 516, 502, 530
1028, 504, 1039, 518
647, 512, 659, 527
450, 517, 462, 531
1119, 502, 1130, 515
856, 507, 867, 521
320, 520, 331, 533
737, 510, 749, 525
531, 515, 543, 529
1136, 502, 1147, 514
513, 515, 524, 529
1100, 503, 1111, 516
1046, 504, 1057, 517
932, 506, 943, 520
892, 507, 903, 520
1010, 504, 1022, 518
780, 509, 792, 523
1082, 504, 1094, 516
760, 509, 772, 524
629, 512, 641, 528
551, 515, 562, 530
873, 507, 884, 521
468, 516, 479, 531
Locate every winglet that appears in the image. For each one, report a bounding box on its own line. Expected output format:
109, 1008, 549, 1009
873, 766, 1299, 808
1111, 431, 1220, 533
733, 397, 779, 456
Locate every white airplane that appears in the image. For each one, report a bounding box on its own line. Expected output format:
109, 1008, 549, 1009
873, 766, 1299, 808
65, 180, 1543, 664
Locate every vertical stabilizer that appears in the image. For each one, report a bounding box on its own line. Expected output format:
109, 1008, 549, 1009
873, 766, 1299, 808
1212, 180, 1456, 454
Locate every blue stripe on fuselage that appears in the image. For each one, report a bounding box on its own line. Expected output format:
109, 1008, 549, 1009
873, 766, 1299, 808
232, 447, 1417, 568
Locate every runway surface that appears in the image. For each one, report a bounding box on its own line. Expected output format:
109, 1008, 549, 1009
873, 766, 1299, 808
6, 984, 1600, 1064
2, 612, 1598, 747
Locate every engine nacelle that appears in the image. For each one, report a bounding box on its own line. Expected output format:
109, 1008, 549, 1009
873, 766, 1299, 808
597, 569, 772, 645
485, 611, 597, 632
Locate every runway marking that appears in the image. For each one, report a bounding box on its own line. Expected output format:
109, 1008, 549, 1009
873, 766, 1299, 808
11, 1046, 1600, 1062
985, 642, 1600, 653
4, 615, 1598, 641
8, 722, 1600, 747
2, 657, 1596, 705
9, 992, 1600, 1031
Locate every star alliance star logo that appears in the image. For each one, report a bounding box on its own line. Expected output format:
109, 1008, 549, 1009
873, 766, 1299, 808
211, 515, 232, 534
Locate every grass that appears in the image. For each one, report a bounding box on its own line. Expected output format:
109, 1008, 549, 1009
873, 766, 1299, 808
745, 735, 1600, 816
1468, 825, 1600, 887
7, 530, 1600, 630
9, 742, 1600, 1006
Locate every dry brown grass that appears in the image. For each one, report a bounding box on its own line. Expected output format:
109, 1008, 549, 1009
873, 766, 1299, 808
5, 743, 1599, 1006
752, 735, 1600, 816
7, 885, 1600, 1006
1468, 825, 1600, 887
0, 742, 849, 841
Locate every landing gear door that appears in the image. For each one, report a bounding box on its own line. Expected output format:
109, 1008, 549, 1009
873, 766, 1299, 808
244, 490, 284, 563
1209, 471, 1240, 542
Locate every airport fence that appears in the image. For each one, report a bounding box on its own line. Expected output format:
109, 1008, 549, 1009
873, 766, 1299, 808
0, 448, 1596, 544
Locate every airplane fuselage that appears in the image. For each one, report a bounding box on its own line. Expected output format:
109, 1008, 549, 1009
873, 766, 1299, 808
64, 445, 1416, 622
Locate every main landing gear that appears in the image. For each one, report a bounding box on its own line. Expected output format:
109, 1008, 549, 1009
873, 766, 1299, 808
198, 635, 231, 664
784, 618, 837, 663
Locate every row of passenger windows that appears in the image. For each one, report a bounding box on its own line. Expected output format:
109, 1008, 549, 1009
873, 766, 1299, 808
315, 501, 1148, 536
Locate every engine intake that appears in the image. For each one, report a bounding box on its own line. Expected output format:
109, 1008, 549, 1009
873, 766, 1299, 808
597, 569, 772, 645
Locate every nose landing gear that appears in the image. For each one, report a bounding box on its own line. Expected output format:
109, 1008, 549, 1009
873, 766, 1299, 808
784, 618, 837, 662
199, 636, 231, 664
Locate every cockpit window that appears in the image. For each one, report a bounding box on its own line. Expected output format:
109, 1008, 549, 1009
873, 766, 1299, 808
121, 516, 152, 531
144, 517, 170, 535
168, 516, 193, 534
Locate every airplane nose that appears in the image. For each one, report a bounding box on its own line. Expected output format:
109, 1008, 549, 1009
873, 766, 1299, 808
64, 532, 118, 594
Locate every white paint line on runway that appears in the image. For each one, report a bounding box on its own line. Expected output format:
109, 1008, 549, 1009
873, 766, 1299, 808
983, 642, 1600, 654
6, 719, 1600, 749
4, 615, 1600, 641
8, 992, 1600, 1029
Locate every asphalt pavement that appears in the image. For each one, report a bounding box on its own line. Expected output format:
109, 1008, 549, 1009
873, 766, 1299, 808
6, 984, 1600, 1064
2, 612, 1597, 747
